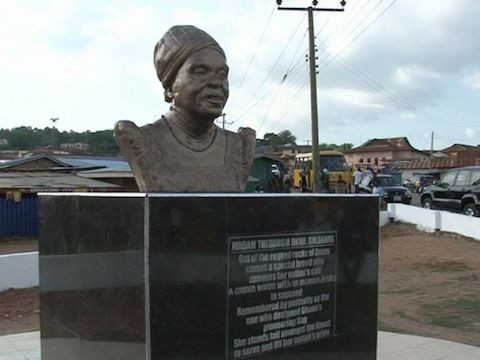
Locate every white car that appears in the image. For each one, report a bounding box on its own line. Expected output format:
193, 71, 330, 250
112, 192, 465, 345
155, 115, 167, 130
271, 164, 281, 176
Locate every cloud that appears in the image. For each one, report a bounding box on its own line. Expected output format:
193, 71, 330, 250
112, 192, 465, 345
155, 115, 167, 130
1, 0, 479, 149
464, 72, 480, 89
465, 127, 475, 139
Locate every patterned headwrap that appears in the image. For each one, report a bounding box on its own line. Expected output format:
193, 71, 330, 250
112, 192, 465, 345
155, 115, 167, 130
154, 25, 226, 102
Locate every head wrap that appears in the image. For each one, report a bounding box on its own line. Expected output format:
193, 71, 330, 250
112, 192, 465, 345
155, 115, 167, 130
154, 25, 226, 102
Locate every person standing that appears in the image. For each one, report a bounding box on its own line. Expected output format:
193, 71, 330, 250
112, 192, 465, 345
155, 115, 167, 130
322, 165, 330, 192
353, 167, 363, 193
335, 175, 347, 193
300, 166, 307, 193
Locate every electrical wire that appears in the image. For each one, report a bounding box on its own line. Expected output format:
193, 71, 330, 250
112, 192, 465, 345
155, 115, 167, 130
262, 71, 310, 135
316, 43, 480, 128
235, 4, 277, 93
265, 75, 310, 133
258, 67, 310, 133
316, 0, 368, 39
317, 0, 397, 70
233, 12, 307, 119
236, 57, 309, 129
316, 0, 386, 67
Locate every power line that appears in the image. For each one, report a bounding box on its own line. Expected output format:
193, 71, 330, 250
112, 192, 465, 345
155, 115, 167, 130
235, 4, 277, 92
316, 0, 387, 67
316, 43, 480, 128
316, 0, 369, 39
265, 75, 310, 133
234, 13, 307, 117
261, 66, 310, 134
258, 67, 310, 134
316, 0, 398, 71
284, 29, 308, 75
235, 57, 309, 128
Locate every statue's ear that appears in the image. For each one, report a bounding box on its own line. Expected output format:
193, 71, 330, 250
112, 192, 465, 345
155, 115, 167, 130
164, 88, 174, 103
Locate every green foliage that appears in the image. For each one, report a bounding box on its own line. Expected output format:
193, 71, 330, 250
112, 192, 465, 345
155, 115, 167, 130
255, 130, 352, 152
318, 143, 353, 152
0, 126, 119, 156
422, 298, 480, 331
257, 130, 297, 146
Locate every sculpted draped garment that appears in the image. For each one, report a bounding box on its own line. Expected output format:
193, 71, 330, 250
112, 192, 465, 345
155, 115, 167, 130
114, 118, 256, 192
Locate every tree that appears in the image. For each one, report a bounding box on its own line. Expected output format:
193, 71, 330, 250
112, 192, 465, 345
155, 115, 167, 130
277, 130, 297, 145
318, 143, 353, 152
257, 130, 297, 146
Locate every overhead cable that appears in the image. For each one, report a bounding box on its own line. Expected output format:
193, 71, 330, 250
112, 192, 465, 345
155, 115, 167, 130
235, 4, 277, 92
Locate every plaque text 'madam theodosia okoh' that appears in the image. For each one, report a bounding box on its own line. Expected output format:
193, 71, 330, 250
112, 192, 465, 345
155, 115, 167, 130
227, 232, 337, 359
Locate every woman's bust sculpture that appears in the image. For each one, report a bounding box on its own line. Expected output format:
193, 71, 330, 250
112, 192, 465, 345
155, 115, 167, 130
114, 25, 255, 192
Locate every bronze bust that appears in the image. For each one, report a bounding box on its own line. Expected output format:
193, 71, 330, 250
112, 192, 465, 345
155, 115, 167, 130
114, 25, 255, 192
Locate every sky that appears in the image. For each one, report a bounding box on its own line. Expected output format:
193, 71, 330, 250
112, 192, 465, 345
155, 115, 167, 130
1, 0, 479, 150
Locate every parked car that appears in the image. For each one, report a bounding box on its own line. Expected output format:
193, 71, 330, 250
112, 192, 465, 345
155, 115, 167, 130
403, 173, 439, 193
271, 164, 281, 176
420, 166, 480, 216
359, 174, 412, 204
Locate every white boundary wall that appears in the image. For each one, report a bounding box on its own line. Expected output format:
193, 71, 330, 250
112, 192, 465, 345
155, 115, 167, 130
0, 252, 38, 291
379, 211, 389, 227
1, 207, 478, 290
387, 204, 480, 241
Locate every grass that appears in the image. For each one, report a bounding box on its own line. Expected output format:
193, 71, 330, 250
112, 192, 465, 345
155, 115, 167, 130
413, 259, 472, 273
393, 310, 418, 322
378, 321, 402, 333
455, 274, 480, 282
422, 297, 480, 331
383, 288, 417, 295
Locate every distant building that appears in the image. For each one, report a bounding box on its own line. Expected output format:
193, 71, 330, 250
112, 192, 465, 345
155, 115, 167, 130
0, 153, 124, 194
0, 139, 8, 146
345, 137, 427, 170
400, 143, 480, 179
60, 142, 90, 152
440, 143, 479, 156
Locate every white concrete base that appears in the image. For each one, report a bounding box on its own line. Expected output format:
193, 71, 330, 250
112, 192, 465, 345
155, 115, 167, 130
1, 331, 479, 360
0, 252, 38, 292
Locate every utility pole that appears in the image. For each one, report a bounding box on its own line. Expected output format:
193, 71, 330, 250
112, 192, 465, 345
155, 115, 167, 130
430, 131, 434, 156
50, 117, 59, 149
429, 131, 434, 169
276, 0, 346, 192
216, 113, 233, 130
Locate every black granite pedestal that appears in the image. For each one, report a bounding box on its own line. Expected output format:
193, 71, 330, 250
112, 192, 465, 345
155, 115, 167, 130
39, 193, 378, 360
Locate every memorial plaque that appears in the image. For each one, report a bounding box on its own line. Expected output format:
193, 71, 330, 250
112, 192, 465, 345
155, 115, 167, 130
227, 232, 337, 359
149, 194, 378, 360
40, 193, 378, 360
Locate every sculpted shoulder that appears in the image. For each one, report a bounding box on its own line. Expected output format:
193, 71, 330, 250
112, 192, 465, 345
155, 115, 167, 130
224, 126, 256, 185
114, 120, 140, 142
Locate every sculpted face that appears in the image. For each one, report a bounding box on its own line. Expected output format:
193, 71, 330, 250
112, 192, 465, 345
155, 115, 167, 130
170, 48, 229, 120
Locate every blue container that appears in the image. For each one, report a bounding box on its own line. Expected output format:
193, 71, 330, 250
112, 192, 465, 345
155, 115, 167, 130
0, 195, 38, 237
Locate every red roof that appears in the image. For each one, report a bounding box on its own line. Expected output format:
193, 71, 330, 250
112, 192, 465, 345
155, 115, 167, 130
441, 143, 479, 153
346, 137, 424, 154
400, 156, 480, 169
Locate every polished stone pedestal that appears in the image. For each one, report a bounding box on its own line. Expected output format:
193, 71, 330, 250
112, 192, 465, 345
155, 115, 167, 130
39, 193, 378, 360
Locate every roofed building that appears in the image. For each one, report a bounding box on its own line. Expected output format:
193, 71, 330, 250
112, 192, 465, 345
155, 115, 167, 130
0, 153, 125, 195
400, 143, 480, 179
345, 137, 427, 170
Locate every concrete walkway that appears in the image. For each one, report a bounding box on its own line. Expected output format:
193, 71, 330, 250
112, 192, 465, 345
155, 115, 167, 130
0, 331, 478, 359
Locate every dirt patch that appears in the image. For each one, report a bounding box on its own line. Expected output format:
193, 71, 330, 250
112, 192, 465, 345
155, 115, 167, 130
379, 222, 480, 346
1, 225, 479, 346
0, 287, 39, 336
0, 237, 38, 254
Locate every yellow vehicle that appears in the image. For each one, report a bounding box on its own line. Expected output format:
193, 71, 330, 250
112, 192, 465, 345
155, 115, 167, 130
293, 151, 352, 192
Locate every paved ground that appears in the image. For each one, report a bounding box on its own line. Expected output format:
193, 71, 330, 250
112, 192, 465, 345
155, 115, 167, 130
1, 331, 479, 360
